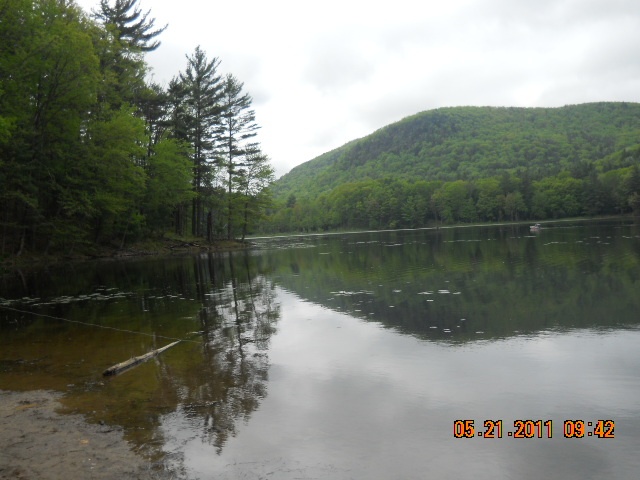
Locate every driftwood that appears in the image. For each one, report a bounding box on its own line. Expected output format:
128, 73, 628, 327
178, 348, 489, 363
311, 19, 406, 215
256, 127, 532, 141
103, 340, 181, 377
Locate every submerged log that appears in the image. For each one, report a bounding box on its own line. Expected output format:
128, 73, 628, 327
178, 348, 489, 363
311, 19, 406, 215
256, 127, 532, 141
103, 340, 181, 377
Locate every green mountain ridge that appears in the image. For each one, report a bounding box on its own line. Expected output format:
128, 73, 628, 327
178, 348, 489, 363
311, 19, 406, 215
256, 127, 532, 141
262, 102, 640, 233
274, 102, 640, 200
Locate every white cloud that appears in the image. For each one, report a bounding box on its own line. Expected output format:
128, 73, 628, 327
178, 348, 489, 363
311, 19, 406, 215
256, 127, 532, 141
75, 0, 640, 177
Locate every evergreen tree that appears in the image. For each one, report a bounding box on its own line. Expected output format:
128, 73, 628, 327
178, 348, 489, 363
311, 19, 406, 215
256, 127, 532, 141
92, 0, 165, 116
138, 82, 169, 167
219, 74, 259, 239
234, 145, 274, 240
96, 0, 167, 52
0, 0, 277, 254
177, 47, 224, 236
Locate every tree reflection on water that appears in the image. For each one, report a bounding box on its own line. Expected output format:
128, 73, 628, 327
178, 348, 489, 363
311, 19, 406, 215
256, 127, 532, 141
0, 251, 281, 465
168, 253, 280, 454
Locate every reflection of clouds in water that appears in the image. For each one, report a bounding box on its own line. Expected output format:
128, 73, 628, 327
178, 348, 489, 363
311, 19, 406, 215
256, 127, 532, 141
148, 225, 640, 478
275, 293, 635, 414
158, 286, 640, 479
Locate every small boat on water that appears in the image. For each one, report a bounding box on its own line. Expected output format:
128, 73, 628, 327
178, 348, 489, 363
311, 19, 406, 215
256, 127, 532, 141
530, 223, 542, 232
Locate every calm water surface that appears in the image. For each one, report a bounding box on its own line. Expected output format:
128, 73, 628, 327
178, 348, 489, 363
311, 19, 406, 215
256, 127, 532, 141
1, 220, 640, 479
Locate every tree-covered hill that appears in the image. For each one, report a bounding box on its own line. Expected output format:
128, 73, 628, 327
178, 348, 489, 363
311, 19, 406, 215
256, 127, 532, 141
274, 103, 640, 200
261, 103, 640, 233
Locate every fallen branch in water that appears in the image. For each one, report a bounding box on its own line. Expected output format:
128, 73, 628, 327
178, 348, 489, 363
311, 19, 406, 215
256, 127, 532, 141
102, 340, 181, 377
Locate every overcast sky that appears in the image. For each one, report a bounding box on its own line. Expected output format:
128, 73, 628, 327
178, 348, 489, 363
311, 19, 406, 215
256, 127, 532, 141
75, 0, 640, 178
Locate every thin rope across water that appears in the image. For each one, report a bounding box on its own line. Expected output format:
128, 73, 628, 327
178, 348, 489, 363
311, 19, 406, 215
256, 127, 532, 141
0, 305, 202, 345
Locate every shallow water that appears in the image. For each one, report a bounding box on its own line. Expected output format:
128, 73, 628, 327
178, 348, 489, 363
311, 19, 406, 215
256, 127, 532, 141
1, 219, 640, 478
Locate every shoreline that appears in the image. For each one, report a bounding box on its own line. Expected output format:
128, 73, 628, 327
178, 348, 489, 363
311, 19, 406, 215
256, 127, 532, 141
1, 237, 253, 272
2, 215, 636, 271
249, 214, 634, 239
0, 390, 179, 479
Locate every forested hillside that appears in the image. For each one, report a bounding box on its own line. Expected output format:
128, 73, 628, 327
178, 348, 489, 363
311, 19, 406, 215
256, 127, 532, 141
263, 103, 640, 232
0, 0, 274, 258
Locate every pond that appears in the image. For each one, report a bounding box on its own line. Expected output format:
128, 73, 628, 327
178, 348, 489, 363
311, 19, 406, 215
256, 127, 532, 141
1, 219, 640, 479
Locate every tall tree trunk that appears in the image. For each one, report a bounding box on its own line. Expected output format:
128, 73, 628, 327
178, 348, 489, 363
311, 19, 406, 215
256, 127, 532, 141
227, 163, 233, 240
119, 228, 127, 249
1, 207, 8, 256
191, 196, 198, 236
241, 200, 249, 241
16, 227, 26, 256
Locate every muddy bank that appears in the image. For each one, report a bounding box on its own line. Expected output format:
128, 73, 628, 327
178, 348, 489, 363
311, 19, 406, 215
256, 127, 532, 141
0, 390, 180, 480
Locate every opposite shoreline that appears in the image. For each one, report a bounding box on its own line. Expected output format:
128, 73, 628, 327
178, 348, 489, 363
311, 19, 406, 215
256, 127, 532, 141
2, 216, 636, 272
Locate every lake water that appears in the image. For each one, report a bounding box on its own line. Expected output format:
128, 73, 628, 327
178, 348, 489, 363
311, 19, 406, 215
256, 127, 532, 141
1, 219, 640, 479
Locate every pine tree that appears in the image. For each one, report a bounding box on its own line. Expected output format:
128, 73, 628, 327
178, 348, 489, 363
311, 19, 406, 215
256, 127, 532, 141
92, 0, 164, 114
219, 74, 259, 239
96, 0, 167, 52
177, 47, 224, 236
235, 145, 274, 240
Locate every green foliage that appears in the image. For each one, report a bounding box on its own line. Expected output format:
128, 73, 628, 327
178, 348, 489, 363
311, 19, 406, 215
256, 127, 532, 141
531, 174, 583, 219
87, 106, 147, 243
174, 46, 224, 237
97, 0, 167, 52
144, 138, 194, 232
275, 104, 640, 201
234, 150, 275, 240
0, 0, 100, 253
0, 114, 12, 145
219, 73, 259, 239
263, 103, 640, 233
475, 178, 502, 221
0, 0, 274, 255
503, 192, 527, 221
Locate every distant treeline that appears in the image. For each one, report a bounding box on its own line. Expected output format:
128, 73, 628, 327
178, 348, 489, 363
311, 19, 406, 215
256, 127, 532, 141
264, 104, 640, 232
0, 0, 273, 257
263, 162, 640, 232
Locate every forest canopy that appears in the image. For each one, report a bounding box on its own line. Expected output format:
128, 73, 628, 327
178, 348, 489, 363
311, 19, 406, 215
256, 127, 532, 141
264, 104, 640, 232
0, 0, 274, 256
